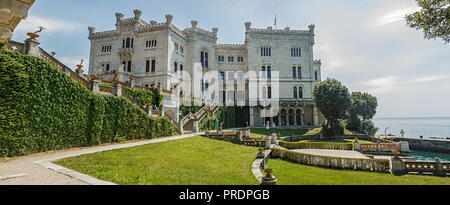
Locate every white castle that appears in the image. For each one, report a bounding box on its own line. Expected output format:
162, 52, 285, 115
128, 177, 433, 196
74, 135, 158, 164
88, 10, 323, 128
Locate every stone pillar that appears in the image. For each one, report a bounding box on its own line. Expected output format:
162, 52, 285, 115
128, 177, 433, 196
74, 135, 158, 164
249, 107, 255, 126
193, 120, 199, 133
114, 83, 122, 96
278, 114, 281, 126
0, 0, 35, 44
91, 80, 100, 94
24, 37, 40, 57
75, 65, 84, 75
398, 141, 411, 153
294, 112, 297, 126
434, 158, 445, 177
391, 157, 405, 176
313, 106, 319, 126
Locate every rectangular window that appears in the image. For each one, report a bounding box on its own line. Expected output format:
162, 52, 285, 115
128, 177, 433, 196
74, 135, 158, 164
261, 47, 271, 57
180, 46, 184, 53
101, 45, 111, 53
219, 71, 225, 80
228, 56, 234, 62
146, 40, 157, 48
315, 71, 318, 81
146, 60, 150, 72
237, 56, 244, 62
174, 42, 179, 51
218, 56, 224, 62
291, 48, 301, 57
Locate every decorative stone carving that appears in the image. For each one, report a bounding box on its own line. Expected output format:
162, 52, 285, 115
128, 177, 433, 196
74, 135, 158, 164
212, 27, 218, 36
0, 0, 35, 43
88, 26, 96, 35
133, 9, 142, 20
191, 20, 198, 29
115, 12, 124, 23
308, 24, 315, 33
165, 14, 173, 25
245, 21, 251, 31
149, 20, 157, 25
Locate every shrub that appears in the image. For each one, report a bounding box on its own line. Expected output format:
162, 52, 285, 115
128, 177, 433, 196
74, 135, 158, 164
278, 141, 353, 150
0, 47, 180, 157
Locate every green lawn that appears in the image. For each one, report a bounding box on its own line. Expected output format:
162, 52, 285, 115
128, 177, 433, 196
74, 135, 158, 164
55, 137, 260, 185
235, 128, 309, 138
267, 159, 450, 185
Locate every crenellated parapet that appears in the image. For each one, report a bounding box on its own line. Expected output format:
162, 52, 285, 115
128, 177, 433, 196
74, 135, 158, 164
244, 21, 315, 36
216, 44, 245, 49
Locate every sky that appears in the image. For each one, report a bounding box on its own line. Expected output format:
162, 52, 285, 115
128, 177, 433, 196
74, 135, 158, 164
12, 0, 450, 118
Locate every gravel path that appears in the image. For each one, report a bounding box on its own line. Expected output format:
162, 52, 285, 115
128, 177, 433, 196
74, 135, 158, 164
0, 133, 199, 185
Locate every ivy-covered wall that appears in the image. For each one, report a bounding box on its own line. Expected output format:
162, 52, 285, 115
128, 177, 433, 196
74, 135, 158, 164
0, 46, 180, 157
198, 106, 236, 131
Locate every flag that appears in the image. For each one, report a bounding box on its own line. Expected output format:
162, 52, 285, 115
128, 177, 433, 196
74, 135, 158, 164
274, 15, 277, 27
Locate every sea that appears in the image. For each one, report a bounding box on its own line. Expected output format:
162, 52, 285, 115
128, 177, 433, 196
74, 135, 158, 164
373, 117, 450, 162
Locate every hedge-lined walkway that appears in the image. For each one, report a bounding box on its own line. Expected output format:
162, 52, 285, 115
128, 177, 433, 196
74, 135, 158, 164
0, 133, 199, 185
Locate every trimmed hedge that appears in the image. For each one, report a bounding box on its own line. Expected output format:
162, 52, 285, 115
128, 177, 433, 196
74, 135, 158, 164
0, 47, 180, 157
278, 141, 353, 150
271, 148, 390, 173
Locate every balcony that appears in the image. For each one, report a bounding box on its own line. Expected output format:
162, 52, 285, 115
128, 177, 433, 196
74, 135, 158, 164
119, 47, 134, 59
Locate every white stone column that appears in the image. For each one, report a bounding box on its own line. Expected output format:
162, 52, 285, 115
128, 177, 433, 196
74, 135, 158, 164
249, 107, 254, 126
313, 106, 319, 126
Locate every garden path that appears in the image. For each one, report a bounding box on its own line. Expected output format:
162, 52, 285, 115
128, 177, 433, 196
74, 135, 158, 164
0, 133, 199, 185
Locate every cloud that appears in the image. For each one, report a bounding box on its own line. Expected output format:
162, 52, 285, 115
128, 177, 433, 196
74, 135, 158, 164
15, 16, 84, 34
353, 74, 450, 94
373, 7, 420, 27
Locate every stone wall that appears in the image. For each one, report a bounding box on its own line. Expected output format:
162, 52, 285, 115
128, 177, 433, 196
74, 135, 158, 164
393, 138, 450, 154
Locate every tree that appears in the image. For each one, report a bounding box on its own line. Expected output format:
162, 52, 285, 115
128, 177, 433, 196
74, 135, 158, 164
346, 92, 378, 136
313, 79, 352, 137
405, 0, 450, 44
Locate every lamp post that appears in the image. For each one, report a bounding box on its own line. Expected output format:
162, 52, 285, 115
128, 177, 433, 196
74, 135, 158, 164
400, 129, 405, 139
384, 127, 390, 139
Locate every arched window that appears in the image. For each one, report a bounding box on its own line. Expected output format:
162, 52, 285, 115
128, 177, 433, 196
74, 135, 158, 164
122, 39, 125, 48
205, 52, 208, 68
131, 38, 134, 48
174, 62, 178, 72
127, 61, 131, 72
122, 61, 126, 71
296, 110, 302, 125
267, 66, 271, 79
299, 87, 303, 98
288, 110, 294, 125
200, 51, 204, 68
267, 86, 272, 99
281, 109, 287, 125
126, 38, 130, 48
261, 66, 266, 78
180, 64, 183, 73
293, 87, 298, 98
146, 60, 150, 72
297, 67, 302, 79
151, 59, 156, 72
292, 67, 296, 78
315, 71, 318, 81
205, 81, 209, 91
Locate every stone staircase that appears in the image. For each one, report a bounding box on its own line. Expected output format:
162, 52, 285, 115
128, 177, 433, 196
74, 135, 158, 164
180, 103, 219, 133
271, 144, 288, 151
